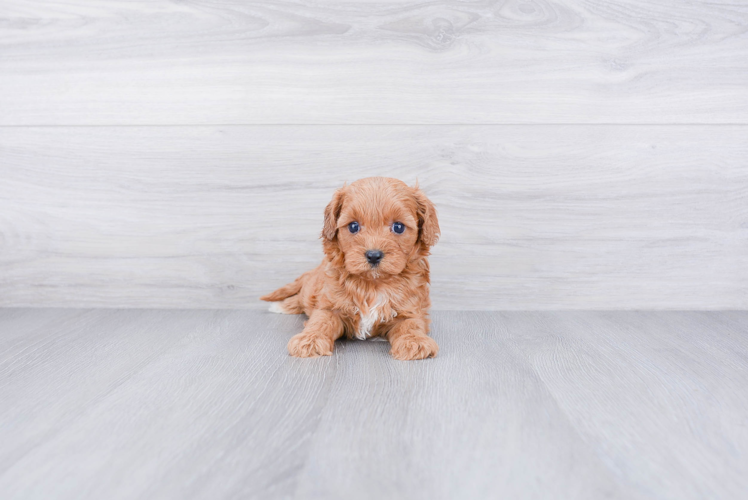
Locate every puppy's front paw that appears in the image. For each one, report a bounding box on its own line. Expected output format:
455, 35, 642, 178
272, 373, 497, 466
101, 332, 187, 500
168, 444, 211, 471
390, 334, 439, 361
287, 333, 334, 358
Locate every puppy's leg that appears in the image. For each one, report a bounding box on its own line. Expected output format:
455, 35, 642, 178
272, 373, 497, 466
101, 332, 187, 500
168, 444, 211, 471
387, 318, 438, 361
287, 309, 344, 358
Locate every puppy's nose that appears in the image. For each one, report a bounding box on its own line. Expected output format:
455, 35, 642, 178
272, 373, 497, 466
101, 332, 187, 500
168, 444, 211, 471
365, 249, 384, 266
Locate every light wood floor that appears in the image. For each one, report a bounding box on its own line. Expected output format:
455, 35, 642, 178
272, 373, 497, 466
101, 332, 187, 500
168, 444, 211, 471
1, 308, 746, 499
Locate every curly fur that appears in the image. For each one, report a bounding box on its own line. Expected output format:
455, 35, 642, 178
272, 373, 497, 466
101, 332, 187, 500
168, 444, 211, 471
261, 177, 440, 360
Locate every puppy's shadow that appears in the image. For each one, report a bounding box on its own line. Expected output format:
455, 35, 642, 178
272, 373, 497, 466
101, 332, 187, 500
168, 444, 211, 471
269, 312, 391, 359
335, 338, 390, 357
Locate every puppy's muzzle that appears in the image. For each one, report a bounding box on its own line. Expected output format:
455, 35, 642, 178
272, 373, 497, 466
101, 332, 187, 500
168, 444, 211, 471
365, 249, 384, 267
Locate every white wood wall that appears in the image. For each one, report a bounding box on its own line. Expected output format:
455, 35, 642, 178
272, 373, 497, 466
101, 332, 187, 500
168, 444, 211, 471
1, 0, 746, 309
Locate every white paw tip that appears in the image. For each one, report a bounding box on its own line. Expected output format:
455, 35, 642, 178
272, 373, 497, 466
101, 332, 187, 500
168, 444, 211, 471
268, 302, 287, 314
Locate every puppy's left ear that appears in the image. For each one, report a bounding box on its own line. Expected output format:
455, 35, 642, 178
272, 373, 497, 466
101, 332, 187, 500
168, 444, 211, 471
413, 187, 440, 248
322, 187, 345, 241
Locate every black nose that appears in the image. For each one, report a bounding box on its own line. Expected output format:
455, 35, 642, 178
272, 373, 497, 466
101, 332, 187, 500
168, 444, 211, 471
365, 250, 384, 266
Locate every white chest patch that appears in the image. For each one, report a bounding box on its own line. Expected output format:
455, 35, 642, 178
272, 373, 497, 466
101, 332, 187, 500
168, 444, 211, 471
356, 294, 395, 340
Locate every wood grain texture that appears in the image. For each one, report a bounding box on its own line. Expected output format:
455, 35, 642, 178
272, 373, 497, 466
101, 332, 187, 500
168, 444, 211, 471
1, 125, 746, 309
1, 0, 747, 125
1, 309, 747, 499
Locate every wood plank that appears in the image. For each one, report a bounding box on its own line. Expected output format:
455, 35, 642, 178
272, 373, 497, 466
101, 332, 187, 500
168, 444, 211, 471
294, 311, 748, 499
0, 309, 334, 499
517, 311, 748, 499
1, 125, 746, 309
1, 0, 747, 124
294, 310, 636, 499
1, 309, 747, 499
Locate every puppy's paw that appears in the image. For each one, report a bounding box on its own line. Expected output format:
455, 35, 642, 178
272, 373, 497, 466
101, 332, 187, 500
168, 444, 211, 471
287, 333, 334, 358
390, 334, 439, 361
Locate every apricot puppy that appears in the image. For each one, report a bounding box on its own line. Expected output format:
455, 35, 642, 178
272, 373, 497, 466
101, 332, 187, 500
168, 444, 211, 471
261, 177, 440, 360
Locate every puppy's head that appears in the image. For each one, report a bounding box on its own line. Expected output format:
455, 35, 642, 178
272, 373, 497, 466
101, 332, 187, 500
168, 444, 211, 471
322, 177, 439, 278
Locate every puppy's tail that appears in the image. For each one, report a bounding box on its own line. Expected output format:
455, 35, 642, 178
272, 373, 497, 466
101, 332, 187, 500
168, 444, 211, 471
260, 276, 304, 302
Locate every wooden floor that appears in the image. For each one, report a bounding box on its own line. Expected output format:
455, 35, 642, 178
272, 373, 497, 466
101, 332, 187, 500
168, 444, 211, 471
1, 309, 746, 499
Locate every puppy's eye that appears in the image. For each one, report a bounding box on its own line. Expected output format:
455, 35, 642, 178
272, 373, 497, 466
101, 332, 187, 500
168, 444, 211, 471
391, 222, 405, 234
348, 221, 360, 234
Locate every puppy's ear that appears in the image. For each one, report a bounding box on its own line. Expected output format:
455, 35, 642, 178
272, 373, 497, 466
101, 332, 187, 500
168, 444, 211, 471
322, 188, 345, 241
413, 187, 440, 248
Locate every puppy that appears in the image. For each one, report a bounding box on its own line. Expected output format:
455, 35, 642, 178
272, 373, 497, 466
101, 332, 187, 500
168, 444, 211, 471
261, 177, 440, 360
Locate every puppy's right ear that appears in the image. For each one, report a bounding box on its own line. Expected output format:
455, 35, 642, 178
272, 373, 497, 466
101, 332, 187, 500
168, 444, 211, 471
322, 188, 345, 241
